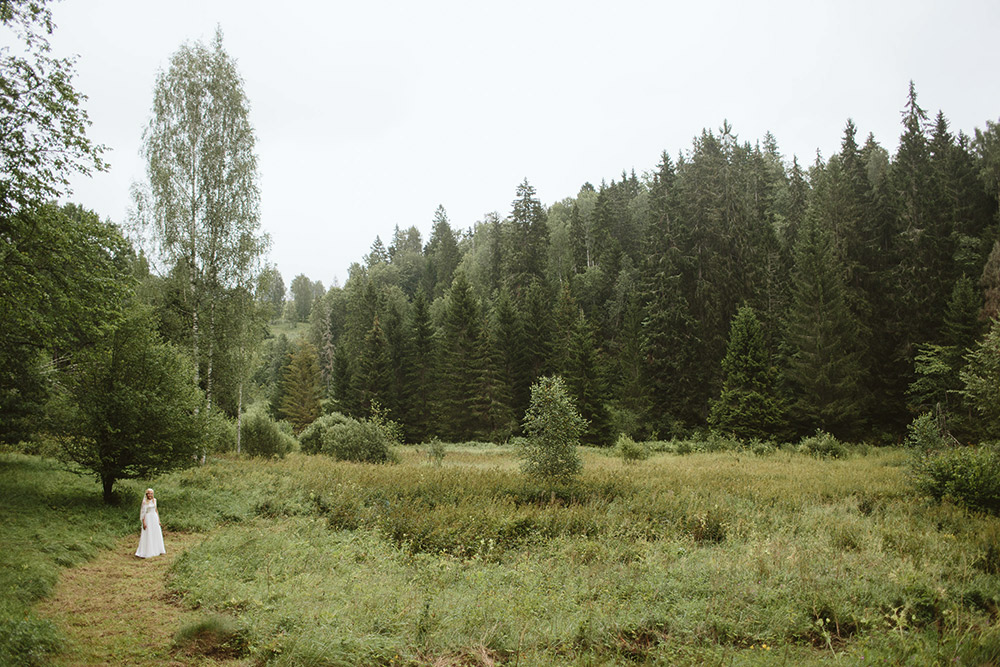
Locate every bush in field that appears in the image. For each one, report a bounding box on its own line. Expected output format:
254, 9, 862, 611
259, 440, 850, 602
298, 412, 352, 455
615, 434, 650, 464
427, 438, 446, 467
319, 406, 400, 463
204, 410, 237, 453
797, 430, 848, 459
905, 412, 951, 451
240, 409, 297, 458
519, 376, 586, 483
911, 446, 1000, 515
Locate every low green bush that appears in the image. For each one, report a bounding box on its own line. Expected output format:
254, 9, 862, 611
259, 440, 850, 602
426, 438, 446, 467
239, 409, 297, 458
911, 445, 1000, 515
797, 430, 848, 459
321, 414, 399, 464
615, 434, 650, 464
905, 412, 950, 451
298, 412, 352, 455
203, 410, 237, 453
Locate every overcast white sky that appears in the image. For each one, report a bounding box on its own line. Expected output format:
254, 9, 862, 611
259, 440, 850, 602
42, 0, 1000, 288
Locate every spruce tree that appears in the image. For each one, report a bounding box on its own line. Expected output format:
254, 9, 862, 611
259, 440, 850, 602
355, 315, 393, 417
708, 305, 785, 441
436, 272, 490, 440
490, 286, 529, 418
403, 291, 436, 442
563, 309, 613, 446
641, 153, 706, 433
280, 340, 322, 433
960, 317, 1000, 440
423, 206, 460, 298
783, 217, 866, 439
503, 180, 550, 292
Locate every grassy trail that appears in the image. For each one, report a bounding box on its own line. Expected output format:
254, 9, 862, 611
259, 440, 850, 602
36, 531, 240, 667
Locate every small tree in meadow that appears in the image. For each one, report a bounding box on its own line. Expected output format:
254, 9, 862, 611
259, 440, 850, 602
63, 305, 203, 503
961, 317, 1000, 441
519, 375, 586, 483
708, 305, 785, 441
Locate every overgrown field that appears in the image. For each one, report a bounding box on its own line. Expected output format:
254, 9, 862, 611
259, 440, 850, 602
4, 446, 1000, 665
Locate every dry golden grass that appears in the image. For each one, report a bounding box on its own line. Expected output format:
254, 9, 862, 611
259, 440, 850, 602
37, 532, 245, 667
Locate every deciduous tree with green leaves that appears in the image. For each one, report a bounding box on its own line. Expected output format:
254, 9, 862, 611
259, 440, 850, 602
519, 375, 586, 484
63, 305, 203, 503
138, 27, 267, 413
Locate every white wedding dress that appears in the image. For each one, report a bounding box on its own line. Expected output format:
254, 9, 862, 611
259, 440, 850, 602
135, 499, 165, 558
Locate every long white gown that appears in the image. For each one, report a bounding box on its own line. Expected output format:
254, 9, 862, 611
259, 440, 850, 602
135, 498, 165, 558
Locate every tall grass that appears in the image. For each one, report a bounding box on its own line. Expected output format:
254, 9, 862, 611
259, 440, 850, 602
8, 446, 1000, 665
165, 448, 1000, 665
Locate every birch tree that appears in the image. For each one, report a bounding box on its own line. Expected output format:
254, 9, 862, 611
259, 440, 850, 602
140, 27, 267, 419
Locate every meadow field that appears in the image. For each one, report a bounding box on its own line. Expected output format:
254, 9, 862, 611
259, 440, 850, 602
3, 443, 1000, 665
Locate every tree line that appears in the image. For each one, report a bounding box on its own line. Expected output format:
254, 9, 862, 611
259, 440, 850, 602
272, 89, 1000, 446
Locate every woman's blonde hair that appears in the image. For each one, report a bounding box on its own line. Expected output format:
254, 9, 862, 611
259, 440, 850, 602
143, 488, 154, 503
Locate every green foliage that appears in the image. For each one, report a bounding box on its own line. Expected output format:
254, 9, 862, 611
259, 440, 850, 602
0, 204, 132, 443
519, 375, 586, 483
961, 317, 1000, 440
708, 305, 785, 441
138, 26, 267, 417
905, 412, 951, 451
911, 446, 1000, 514
289, 273, 321, 323
614, 434, 650, 464
278, 339, 322, 434
0, 0, 107, 217
797, 430, 848, 459
784, 216, 866, 439
62, 305, 203, 502
239, 408, 296, 459
297, 412, 352, 455
203, 410, 237, 454
427, 437, 446, 466
309, 405, 399, 463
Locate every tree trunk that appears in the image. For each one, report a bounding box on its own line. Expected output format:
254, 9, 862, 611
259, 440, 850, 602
102, 474, 116, 504
236, 380, 243, 454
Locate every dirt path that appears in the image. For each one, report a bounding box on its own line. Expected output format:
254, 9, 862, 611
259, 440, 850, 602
37, 532, 243, 666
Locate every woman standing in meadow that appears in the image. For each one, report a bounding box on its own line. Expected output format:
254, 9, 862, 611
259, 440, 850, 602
135, 488, 165, 558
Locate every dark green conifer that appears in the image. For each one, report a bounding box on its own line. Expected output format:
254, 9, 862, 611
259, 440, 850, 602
708, 306, 785, 441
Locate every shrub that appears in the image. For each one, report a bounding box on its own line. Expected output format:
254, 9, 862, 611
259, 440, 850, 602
615, 434, 650, 464
203, 410, 237, 453
427, 438, 446, 467
239, 409, 297, 458
298, 412, 352, 455
519, 376, 586, 483
911, 445, 1000, 515
905, 412, 951, 451
797, 430, 847, 459
748, 438, 777, 456
320, 408, 399, 464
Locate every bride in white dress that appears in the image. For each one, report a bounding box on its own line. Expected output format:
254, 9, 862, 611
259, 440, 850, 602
135, 488, 165, 558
